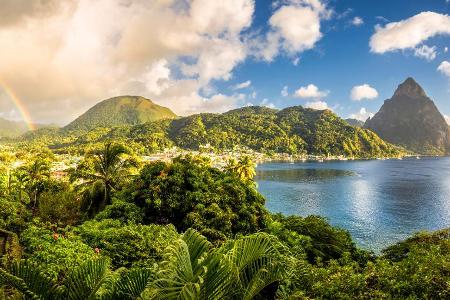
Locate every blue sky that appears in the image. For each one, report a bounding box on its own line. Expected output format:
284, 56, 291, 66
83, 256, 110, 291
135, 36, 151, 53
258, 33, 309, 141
219, 0, 450, 121
0, 0, 449, 124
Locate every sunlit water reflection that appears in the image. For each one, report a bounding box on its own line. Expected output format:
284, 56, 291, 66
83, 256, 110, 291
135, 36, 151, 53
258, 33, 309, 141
255, 157, 450, 252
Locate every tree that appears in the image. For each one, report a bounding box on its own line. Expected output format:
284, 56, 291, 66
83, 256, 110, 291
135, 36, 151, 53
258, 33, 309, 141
0, 151, 16, 197
226, 156, 256, 181
129, 156, 268, 242
151, 229, 287, 299
0, 258, 111, 300
24, 159, 51, 210
10, 170, 30, 204
71, 142, 139, 216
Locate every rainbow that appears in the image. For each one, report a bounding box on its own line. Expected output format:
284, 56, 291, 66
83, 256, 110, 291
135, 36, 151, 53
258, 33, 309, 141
0, 78, 36, 131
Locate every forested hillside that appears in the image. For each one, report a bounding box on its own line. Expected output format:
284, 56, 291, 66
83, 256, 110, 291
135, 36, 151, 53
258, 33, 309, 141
17, 106, 404, 158
65, 96, 177, 131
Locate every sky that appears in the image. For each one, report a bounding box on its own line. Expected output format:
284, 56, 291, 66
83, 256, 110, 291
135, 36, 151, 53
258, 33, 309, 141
0, 0, 449, 126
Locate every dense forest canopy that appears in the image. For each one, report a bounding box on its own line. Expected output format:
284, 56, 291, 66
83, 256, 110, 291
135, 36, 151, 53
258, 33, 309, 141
11, 106, 404, 158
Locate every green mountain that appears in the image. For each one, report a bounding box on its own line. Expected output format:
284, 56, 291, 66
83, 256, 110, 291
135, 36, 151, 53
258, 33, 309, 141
64, 96, 177, 131
365, 78, 450, 155
162, 106, 402, 157
25, 105, 402, 158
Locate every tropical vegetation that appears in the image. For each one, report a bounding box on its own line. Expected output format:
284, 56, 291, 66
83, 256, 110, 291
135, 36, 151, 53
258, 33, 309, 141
0, 142, 447, 299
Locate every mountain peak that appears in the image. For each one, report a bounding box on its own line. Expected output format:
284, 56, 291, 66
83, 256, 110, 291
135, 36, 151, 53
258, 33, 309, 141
393, 77, 426, 98
65, 95, 177, 131
365, 78, 450, 154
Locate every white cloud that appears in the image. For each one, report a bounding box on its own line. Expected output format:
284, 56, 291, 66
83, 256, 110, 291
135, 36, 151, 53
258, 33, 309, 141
350, 84, 378, 101
253, 0, 330, 61
0, 0, 255, 123
232, 80, 252, 90
292, 57, 300, 66
370, 12, 450, 54
281, 86, 289, 97
438, 61, 450, 77
445, 47, 448, 53
305, 100, 329, 110
352, 16, 364, 26
349, 107, 374, 122
294, 84, 329, 99
414, 45, 437, 61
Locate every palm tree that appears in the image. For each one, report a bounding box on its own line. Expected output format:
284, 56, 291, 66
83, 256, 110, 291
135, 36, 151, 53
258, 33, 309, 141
0, 152, 15, 196
0, 258, 112, 300
226, 156, 256, 181
26, 159, 51, 210
72, 142, 139, 215
10, 171, 30, 204
0, 230, 288, 300
150, 229, 287, 299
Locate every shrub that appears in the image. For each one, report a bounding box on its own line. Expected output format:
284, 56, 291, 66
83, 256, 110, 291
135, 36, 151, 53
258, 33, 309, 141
76, 219, 179, 268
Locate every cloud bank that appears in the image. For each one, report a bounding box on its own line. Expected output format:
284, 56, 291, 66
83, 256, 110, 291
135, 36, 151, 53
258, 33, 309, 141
0, 0, 335, 124
370, 12, 450, 55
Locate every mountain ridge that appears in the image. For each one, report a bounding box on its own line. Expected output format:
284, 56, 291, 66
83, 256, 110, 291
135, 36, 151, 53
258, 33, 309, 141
19, 104, 404, 158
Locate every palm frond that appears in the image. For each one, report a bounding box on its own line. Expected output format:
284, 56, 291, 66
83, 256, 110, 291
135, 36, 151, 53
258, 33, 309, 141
106, 268, 153, 300
151, 229, 211, 300
65, 258, 110, 300
221, 233, 287, 300
0, 261, 60, 300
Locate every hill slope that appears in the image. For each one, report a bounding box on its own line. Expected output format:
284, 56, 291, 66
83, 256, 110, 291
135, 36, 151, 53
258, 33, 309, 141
65, 96, 177, 131
365, 78, 450, 155
17, 104, 403, 157
41, 105, 402, 157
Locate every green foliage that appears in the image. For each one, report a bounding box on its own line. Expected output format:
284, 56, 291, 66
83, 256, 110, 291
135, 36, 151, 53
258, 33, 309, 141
76, 219, 179, 269
0, 258, 112, 300
0, 196, 30, 233
129, 156, 269, 242
38, 181, 82, 227
95, 200, 144, 224
278, 228, 450, 299
20, 224, 98, 281
269, 214, 356, 263
71, 142, 140, 216
382, 228, 450, 261
151, 229, 287, 300
225, 156, 256, 181
1, 141, 448, 299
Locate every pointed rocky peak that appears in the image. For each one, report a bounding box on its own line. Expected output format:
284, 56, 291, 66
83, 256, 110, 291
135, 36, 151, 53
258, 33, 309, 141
393, 77, 427, 98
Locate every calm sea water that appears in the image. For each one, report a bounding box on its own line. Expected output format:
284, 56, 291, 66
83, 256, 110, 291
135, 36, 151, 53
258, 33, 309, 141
255, 157, 450, 252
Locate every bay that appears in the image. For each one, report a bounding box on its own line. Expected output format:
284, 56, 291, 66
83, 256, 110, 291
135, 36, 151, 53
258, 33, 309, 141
255, 157, 450, 252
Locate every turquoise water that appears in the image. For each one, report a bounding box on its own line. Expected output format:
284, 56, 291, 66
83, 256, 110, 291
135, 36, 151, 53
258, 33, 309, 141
255, 157, 450, 252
